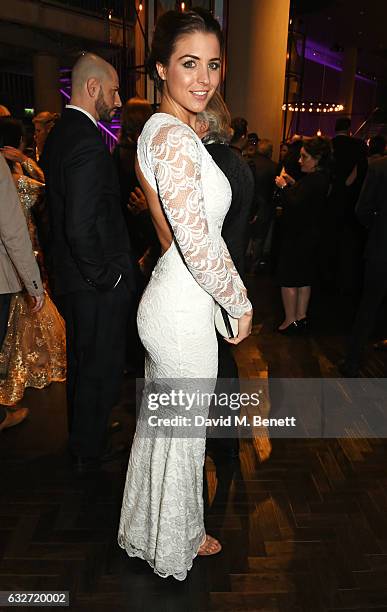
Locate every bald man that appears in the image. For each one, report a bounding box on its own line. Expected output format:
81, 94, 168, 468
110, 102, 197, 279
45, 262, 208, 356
41, 53, 136, 471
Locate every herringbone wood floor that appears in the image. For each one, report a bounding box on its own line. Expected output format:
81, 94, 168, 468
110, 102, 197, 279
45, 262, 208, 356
1, 273, 387, 612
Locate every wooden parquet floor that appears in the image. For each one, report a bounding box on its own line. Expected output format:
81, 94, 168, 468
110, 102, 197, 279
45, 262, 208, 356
1, 273, 387, 611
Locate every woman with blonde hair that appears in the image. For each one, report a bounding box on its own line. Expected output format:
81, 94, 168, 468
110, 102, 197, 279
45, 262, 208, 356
195, 90, 233, 142
32, 111, 60, 160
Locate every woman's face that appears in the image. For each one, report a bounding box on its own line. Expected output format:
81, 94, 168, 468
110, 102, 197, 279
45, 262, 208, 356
34, 122, 49, 152
157, 31, 221, 123
280, 144, 288, 160
299, 146, 318, 173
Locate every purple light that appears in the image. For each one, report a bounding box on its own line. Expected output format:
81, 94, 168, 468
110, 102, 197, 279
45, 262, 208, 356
59, 88, 118, 142
305, 47, 342, 72
97, 124, 118, 142
304, 40, 375, 84
60, 88, 70, 100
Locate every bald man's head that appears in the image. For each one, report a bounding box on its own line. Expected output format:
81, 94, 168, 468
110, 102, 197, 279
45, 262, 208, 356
72, 53, 113, 92
70, 53, 121, 122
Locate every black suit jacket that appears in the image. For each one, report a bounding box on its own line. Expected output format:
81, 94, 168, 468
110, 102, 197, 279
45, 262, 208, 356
248, 153, 277, 237
250, 153, 277, 209
41, 108, 135, 295
205, 143, 254, 278
332, 135, 368, 183
332, 134, 368, 205
356, 156, 387, 261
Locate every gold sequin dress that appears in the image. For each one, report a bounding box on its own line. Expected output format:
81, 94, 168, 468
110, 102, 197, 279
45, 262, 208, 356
0, 172, 66, 405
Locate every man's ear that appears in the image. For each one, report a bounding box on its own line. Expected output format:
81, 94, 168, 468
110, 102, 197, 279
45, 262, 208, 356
156, 62, 167, 82
86, 77, 100, 98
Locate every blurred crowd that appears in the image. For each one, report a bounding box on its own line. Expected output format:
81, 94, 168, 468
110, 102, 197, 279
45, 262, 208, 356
0, 94, 386, 434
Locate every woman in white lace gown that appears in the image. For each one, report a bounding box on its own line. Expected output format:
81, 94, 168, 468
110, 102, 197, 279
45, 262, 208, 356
118, 8, 253, 580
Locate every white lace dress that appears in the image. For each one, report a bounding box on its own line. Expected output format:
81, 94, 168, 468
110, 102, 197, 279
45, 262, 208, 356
118, 113, 252, 580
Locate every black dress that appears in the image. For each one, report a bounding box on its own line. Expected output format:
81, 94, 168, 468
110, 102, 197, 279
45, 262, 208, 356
275, 170, 330, 287
205, 142, 254, 278
204, 140, 254, 456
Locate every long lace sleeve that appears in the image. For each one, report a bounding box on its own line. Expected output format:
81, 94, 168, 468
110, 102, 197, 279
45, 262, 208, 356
146, 122, 251, 318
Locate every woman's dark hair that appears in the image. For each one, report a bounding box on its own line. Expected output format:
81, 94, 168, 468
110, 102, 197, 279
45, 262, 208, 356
283, 139, 303, 180
0, 118, 25, 170
147, 8, 223, 92
0, 118, 24, 149
248, 132, 259, 146
230, 117, 248, 143
303, 136, 332, 170
335, 117, 351, 133
119, 97, 153, 144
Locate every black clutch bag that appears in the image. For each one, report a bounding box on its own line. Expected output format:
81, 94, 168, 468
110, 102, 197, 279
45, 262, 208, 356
214, 304, 238, 339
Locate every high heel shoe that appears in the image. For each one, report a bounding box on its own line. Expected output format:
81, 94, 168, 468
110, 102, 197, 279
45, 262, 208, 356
296, 317, 308, 332
277, 321, 299, 335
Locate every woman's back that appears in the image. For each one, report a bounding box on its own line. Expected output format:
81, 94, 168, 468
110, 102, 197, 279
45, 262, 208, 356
137, 113, 232, 261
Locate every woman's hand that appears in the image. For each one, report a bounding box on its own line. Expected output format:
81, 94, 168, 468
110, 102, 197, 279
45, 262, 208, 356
128, 187, 147, 215
1, 146, 27, 164
224, 309, 253, 345
282, 172, 296, 186
275, 175, 287, 189
25, 293, 45, 312
275, 173, 295, 189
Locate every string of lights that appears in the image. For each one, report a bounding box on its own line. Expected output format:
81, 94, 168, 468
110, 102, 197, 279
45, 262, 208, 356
282, 102, 345, 113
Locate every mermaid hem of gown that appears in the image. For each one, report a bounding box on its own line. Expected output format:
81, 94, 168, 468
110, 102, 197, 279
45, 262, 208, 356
117, 529, 206, 581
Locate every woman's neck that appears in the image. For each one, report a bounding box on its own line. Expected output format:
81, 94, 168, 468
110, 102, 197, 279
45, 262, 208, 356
158, 97, 196, 129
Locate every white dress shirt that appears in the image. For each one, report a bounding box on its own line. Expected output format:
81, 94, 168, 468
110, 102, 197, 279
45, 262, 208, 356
65, 104, 98, 127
